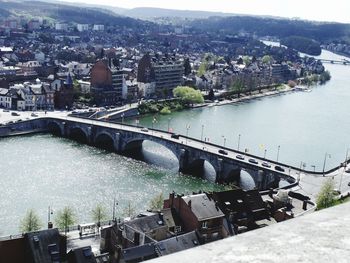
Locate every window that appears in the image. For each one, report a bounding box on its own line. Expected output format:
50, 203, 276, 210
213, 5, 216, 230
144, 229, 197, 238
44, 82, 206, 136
202, 221, 208, 229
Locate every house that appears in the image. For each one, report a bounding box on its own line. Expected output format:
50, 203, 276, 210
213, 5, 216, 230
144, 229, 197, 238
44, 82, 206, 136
24, 229, 67, 263
67, 246, 97, 263
164, 192, 229, 243
54, 73, 74, 109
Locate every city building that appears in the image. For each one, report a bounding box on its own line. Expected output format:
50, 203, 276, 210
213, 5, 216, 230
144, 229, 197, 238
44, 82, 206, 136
90, 60, 124, 105
137, 53, 184, 98
77, 24, 89, 32
93, 25, 104, 31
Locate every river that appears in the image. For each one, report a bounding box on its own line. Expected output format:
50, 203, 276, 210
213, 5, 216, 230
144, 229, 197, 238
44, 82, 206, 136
0, 49, 349, 235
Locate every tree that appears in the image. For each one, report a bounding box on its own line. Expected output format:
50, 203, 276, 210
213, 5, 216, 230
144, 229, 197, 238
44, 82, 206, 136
173, 86, 204, 105
316, 179, 337, 210
262, 55, 272, 64
184, 58, 192, 76
123, 202, 136, 218
149, 192, 164, 211
20, 209, 42, 233
208, 89, 215, 101
55, 206, 75, 235
91, 204, 108, 228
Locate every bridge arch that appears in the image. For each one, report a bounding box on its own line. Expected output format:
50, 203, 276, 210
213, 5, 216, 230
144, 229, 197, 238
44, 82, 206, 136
69, 126, 89, 144
47, 121, 64, 136
94, 132, 115, 151
182, 157, 219, 181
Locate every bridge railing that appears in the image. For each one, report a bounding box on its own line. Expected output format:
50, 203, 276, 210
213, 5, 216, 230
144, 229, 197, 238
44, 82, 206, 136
46, 116, 350, 176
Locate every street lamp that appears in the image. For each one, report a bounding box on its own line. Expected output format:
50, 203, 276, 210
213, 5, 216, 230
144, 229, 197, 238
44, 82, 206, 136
237, 134, 241, 151
298, 161, 306, 183
311, 165, 316, 172
186, 124, 190, 144
167, 118, 171, 132
339, 148, 350, 191
264, 149, 267, 159
222, 136, 226, 148
276, 145, 281, 162
201, 125, 204, 141
322, 152, 331, 176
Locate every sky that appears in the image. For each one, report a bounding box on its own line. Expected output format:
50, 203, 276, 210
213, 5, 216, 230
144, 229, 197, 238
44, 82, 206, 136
60, 0, 350, 23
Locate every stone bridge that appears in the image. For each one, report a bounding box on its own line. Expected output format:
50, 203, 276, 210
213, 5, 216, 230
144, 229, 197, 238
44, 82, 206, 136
43, 116, 296, 191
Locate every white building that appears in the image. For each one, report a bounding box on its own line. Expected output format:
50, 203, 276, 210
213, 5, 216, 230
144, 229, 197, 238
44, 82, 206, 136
77, 80, 91, 94
77, 24, 89, 32
93, 24, 104, 31
55, 23, 68, 31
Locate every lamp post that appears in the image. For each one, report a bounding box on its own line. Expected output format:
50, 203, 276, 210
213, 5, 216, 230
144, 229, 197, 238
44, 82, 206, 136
167, 118, 171, 132
276, 145, 280, 162
222, 136, 226, 148
201, 125, 204, 141
264, 149, 267, 159
311, 165, 316, 172
237, 134, 241, 151
186, 124, 190, 144
322, 152, 331, 176
339, 148, 350, 191
48, 206, 53, 229
298, 161, 306, 183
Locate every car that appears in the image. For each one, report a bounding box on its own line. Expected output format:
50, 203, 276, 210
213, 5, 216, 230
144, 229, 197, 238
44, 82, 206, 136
7, 121, 14, 124
3, 109, 9, 112
275, 165, 285, 172
31, 113, 38, 117
141, 128, 149, 132
171, 134, 180, 139
16, 119, 22, 122
249, 158, 258, 164
236, 155, 245, 160
345, 169, 350, 173
218, 149, 228, 155
11, 112, 20, 116
262, 162, 271, 168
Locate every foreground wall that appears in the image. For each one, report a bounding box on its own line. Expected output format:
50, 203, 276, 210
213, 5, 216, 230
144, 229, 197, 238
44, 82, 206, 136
149, 202, 350, 263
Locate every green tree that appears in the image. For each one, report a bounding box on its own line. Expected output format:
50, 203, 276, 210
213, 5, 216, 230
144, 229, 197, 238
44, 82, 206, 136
316, 179, 337, 210
20, 209, 42, 233
149, 192, 164, 211
243, 56, 251, 66
91, 204, 108, 228
230, 79, 245, 98
173, 86, 204, 105
262, 55, 272, 64
123, 202, 136, 218
55, 206, 76, 235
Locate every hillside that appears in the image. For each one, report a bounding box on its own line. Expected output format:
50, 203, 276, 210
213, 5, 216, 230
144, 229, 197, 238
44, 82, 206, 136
189, 16, 350, 42
0, 0, 150, 28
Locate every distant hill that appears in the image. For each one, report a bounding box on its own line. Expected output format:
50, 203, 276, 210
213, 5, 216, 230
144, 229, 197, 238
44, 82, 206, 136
0, 0, 149, 28
189, 16, 350, 42
121, 7, 237, 19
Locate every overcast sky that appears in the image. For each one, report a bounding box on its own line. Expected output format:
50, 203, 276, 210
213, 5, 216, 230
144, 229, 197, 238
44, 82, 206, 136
61, 0, 350, 23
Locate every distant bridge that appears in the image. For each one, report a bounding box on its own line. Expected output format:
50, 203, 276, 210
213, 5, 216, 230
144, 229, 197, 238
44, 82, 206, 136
0, 116, 347, 192
318, 59, 350, 65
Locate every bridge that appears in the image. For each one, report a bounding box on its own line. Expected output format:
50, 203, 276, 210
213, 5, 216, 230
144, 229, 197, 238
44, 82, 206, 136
318, 59, 350, 65
1, 115, 348, 194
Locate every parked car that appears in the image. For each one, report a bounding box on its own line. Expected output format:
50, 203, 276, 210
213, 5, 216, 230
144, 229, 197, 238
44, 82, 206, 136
275, 165, 285, 172
3, 109, 9, 112
11, 112, 20, 116
236, 155, 245, 160
31, 113, 38, 117
171, 134, 180, 139
141, 128, 149, 132
218, 149, 228, 155
248, 158, 258, 164
345, 169, 350, 173
262, 162, 271, 168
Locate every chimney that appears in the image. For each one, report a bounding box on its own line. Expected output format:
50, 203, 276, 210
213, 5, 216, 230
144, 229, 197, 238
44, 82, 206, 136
134, 232, 140, 246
